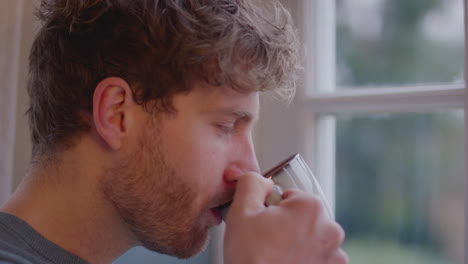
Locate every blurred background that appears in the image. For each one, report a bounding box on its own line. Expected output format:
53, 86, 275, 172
1, 0, 465, 264
334, 0, 464, 263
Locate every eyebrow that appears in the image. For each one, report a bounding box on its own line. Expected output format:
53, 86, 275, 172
211, 108, 258, 123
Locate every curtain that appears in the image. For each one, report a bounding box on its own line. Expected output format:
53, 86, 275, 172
0, 1, 23, 204
0, 0, 34, 205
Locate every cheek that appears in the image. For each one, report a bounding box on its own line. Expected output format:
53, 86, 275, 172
161, 129, 227, 190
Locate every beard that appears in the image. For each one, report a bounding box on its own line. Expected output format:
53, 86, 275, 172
99, 122, 210, 258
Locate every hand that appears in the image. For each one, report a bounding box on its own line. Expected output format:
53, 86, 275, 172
223, 172, 348, 264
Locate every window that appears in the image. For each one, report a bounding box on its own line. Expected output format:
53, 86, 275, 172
297, 1, 466, 263
215, 1, 466, 263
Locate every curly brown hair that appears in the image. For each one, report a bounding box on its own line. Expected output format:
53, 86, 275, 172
27, 0, 301, 158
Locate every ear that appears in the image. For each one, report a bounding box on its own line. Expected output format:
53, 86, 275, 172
93, 77, 135, 150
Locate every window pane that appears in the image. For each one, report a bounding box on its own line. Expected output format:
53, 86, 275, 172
335, 111, 464, 264
336, 0, 465, 88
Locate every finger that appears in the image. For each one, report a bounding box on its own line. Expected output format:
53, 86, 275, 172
318, 221, 346, 252
230, 172, 274, 216
265, 185, 284, 206
279, 190, 324, 218
280, 188, 303, 199
326, 248, 349, 264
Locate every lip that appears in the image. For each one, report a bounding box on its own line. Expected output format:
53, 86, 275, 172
210, 195, 233, 223
216, 201, 232, 221
210, 208, 223, 226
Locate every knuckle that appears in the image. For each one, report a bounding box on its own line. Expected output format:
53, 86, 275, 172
258, 177, 274, 191
317, 222, 346, 253
326, 222, 346, 246
237, 172, 273, 195
329, 249, 349, 264
239, 172, 264, 187
297, 195, 323, 215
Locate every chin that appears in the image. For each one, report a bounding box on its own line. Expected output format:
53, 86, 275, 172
142, 226, 210, 259
179, 228, 211, 259
177, 234, 210, 259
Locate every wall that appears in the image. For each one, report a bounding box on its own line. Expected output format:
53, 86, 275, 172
255, 0, 305, 170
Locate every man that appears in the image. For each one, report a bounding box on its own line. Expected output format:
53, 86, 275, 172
0, 0, 348, 263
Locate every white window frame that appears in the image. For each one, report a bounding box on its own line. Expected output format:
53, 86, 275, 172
464, 0, 467, 260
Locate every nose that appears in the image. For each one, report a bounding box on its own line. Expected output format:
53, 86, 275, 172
223, 135, 260, 184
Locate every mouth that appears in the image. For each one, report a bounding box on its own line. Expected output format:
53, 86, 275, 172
212, 201, 232, 222
209, 207, 222, 225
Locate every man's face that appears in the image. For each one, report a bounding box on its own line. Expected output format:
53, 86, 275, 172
101, 85, 260, 258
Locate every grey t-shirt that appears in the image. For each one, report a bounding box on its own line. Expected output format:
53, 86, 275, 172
0, 212, 89, 264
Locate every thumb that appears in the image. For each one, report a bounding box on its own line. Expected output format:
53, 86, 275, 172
229, 172, 274, 217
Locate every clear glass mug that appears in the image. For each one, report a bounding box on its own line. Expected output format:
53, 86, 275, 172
221, 153, 333, 220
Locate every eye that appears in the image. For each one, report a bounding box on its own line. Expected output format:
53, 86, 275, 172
216, 121, 236, 134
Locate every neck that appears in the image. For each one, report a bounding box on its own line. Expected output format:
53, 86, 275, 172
1, 142, 136, 264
